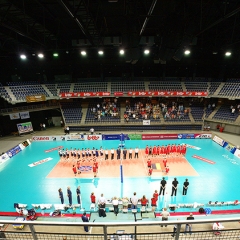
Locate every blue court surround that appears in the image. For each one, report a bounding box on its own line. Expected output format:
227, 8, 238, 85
1, 138, 240, 213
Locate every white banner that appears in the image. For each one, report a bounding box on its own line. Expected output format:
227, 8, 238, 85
20, 111, 30, 119
143, 120, 150, 125
32, 135, 85, 141
0, 153, 10, 165
9, 113, 20, 120
28, 157, 53, 167
84, 135, 102, 141
213, 135, 225, 147
234, 149, 240, 159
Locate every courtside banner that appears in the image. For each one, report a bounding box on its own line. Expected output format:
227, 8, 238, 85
66, 135, 84, 141
19, 111, 30, 119
127, 91, 208, 97
17, 122, 33, 135
194, 133, 212, 138
224, 143, 237, 154
143, 120, 150, 125
59, 92, 110, 98
128, 134, 142, 140
102, 134, 130, 140
84, 135, 102, 141
142, 134, 178, 140
213, 135, 225, 147
234, 149, 240, 159
0, 153, 10, 165
6, 145, 22, 158
9, 113, 20, 120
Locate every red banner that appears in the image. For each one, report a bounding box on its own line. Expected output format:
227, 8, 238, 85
114, 92, 124, 96
59, 92, 111, 98
127, 91, 208, 97
142, 134, 179, 140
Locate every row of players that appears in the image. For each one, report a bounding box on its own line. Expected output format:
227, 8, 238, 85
58, 143, 187, 160
145, 144, 187, 156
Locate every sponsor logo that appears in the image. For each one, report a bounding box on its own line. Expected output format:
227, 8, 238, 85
195, 134, 212, 139
87, 136, 100, 140
32, 136, 50, 141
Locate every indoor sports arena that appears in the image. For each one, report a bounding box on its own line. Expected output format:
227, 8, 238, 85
0, 1, 240, 239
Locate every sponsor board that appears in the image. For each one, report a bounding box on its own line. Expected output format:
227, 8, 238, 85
66, 135, 84, 141
185, 144, 201, 150
114, 92, 124, 96
45, 146, 64, 153
32, 136, 50, 141
194, 133, 212, 139
143, 120, 150, 125
26, 94, 46, 102
142, 134, 178, 140
6, 145, 22, 158
192, 155, 215, 164
102, 134, 130, 140
19, 111, 30, 119
0, 153, 10, 165
234, 149, 240, 159
28, 157, 53, 167
213, 135, 225, 146
127, 91, 208, 97
224, 143, 237, 154
128, 134, 142, 140
59, 92, 110, 98
84, 135, 102, 141
17, 122, 33, 135
178, 134, 195, 139
9, 113, 20, 120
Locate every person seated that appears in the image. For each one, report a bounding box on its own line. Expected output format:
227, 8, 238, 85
213, 222, 224, 235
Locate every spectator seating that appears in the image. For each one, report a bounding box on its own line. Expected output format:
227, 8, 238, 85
148, 81, 183, 91
73, 82, 108, 92
191, 106, 204, 122
57, 83, 71, 93
208, 82, 221, 95
111, 82, 145, 93
61, 101, 83, 124
184, 82, 208, 92
45, 84, 58, 96
218, 82, 240, 97
7, 81, 39, 86
213, 105, 239, 122
9, 85, 49, 101
0, 86, 11, 101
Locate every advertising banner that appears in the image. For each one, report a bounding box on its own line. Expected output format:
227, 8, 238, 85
128, 134, 142, 140
59, 92, 111, 98
84, 135, 102, 141
234, 149, 240, 159
102, 134, 130, 140
213, 135, 225, 147
142, 134, 179, 140
127, 91, 208, 97
66, 135, 84, 141
26, 94, 46, 102
194, 133, 212, 139
0, 153, 10, 165
20, 111, 30, 119
177, 133, 195, 139
28, 157, 53, 167
224, 143, 237, 154
143, 120, 150, 125
6, 145, 22, 158
114, 92, 124, 96
9, 113, 20, 120
17, 122, 33, 135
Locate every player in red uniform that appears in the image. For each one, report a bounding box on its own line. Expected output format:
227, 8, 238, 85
151, 193, 157, 211
153, 190, 159, 200
93, 164, 97, 177
165, 166, 169, 174
148, 166, 153, 176
147, 159, 151, 168
167, 144, 171, 156
153, 145, 157, 157
163, 158, 167, 168
145, 145, 149, 158
72, 165, 77, 176
90, 192, 96, 203
157, 145, 160, 155
76, 161, 81, 174
182, 144, 187, 155
149, 146, 152, 156
160, 145, 165, 155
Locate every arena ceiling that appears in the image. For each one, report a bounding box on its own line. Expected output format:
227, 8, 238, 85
0, 0, 240, 79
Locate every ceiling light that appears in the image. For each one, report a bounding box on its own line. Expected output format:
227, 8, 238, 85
184, 50, 190, 55
98, 50, 104, 55
38, 53, 44, 58
225, 51, 231, 56
20, 54, 27, 60
119, 49, 124, 55
81, 51, 87, 56
53, 53, 59, 57
144, 49, 150, 55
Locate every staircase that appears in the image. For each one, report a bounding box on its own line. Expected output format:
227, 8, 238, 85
42, 84, 55, 98
207, 106, 220, 119
80, 103, 89, 124
213, 82, 225, 96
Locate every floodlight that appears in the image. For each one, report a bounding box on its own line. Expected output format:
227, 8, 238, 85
81, 51, 87, 56
98, 50, 104, 55
225, 51, 231, 56
119, 49, 124, 55
20, 54, 27, 60
38, 53, 44, 58
53, 53, 59, 57
184, 49, 190, 55
144, 49, 150, 55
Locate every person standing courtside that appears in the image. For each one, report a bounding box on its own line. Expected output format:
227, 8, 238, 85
105, 149, 109, 160
76, 186, 81, 205
159, 177, 167, 196
58, 188, 64, 204
134, 147, 139, 158
131, 192, 138, 209
129, 148, 133, 159
116, 147, 121, 160
171, 178, 179, 196
123, 148, 127, 160
183, 179, 189, 195
161, 207, 170, 227
111, 148, 114, 160
67, 187, 72, 206
81, 212, 89, 232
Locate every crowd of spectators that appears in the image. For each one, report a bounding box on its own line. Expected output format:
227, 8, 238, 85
124, 98, 161, 122
90, 98, 120, 121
